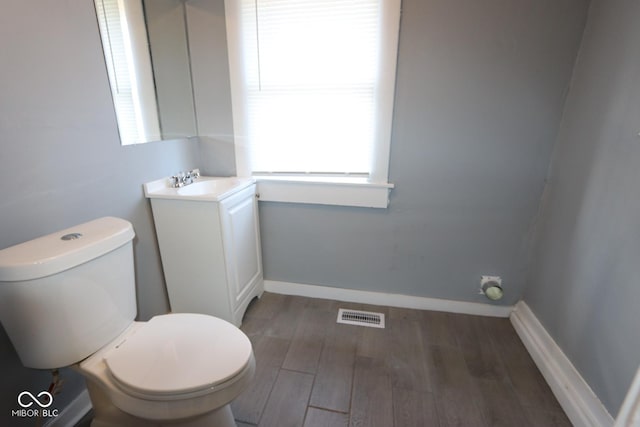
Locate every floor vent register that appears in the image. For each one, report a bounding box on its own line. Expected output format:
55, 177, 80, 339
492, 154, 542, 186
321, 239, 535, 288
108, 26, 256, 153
336, 308, 385, 328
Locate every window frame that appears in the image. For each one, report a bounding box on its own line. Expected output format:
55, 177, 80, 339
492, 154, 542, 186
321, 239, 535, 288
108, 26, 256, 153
224, 0, 401, 208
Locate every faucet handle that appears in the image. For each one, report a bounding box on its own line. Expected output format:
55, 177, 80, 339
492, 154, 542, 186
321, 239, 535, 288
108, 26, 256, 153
169, 169, 199, 188
169, 172, 186, 188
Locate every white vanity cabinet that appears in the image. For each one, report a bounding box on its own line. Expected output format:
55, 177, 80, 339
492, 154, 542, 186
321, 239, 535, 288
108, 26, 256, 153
147, 179, 263, 326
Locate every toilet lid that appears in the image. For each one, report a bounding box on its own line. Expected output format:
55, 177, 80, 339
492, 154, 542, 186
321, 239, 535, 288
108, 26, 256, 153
104, 313, 252, 397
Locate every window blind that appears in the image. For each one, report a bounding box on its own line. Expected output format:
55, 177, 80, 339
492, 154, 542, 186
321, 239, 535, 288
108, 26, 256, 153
232, 0, 385, 175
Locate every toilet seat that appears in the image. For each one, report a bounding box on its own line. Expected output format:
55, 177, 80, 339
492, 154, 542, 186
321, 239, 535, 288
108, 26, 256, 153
104, 313, 252, 400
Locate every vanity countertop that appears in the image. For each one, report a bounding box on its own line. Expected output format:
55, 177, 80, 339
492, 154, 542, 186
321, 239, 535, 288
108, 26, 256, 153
144, 176, 255, 202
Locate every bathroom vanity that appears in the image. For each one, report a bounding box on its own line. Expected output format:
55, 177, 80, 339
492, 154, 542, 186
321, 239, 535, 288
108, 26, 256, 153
144, 176, 264, 326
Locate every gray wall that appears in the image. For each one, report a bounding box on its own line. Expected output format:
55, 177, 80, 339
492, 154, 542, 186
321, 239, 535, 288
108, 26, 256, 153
0, 1, 200, 423
524, 0, 640, 414
0, 0, 603, 423
259, 0, 589, 306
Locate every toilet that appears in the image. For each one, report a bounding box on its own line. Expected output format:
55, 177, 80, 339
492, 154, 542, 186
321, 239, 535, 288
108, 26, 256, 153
0, 217, 255, 427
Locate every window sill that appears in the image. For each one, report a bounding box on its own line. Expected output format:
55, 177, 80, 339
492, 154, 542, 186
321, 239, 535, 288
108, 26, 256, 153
254, 175, 394, 208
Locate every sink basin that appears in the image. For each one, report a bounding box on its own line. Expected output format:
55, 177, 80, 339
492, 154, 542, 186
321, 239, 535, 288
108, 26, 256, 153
144, 176, 255, 202
176, 178, 247, 197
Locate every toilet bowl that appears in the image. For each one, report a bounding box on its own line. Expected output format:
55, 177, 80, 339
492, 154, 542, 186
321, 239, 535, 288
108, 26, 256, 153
81, 313, 254, 426
0, 217, 255, 427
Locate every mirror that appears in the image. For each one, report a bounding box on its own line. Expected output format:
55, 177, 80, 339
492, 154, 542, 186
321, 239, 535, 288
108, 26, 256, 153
94, 0, 197, 145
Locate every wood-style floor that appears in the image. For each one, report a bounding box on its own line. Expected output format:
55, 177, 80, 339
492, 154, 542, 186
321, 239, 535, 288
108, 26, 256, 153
232, 292, 572, 427
75, 291, 571, 427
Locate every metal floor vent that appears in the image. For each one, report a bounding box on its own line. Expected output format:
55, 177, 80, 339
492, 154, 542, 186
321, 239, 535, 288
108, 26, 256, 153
337, 308, 385, 328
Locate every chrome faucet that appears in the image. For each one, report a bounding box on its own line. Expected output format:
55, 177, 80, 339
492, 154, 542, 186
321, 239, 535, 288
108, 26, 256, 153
169, 169, 200, 188
185, 168, 200, 184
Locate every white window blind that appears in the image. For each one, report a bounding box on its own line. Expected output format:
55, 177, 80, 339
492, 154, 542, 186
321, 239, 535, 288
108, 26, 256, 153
226, 0, 400, 181
94, 0, 160, 145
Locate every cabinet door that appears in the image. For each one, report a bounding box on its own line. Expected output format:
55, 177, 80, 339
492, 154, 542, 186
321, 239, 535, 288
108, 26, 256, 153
220, 185, 263, 307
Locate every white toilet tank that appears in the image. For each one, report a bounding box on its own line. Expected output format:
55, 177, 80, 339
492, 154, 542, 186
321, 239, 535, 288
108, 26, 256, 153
0, 217, 137, 369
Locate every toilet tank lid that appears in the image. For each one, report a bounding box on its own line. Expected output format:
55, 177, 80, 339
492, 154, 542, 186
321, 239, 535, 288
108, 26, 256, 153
0, 217, 135, 282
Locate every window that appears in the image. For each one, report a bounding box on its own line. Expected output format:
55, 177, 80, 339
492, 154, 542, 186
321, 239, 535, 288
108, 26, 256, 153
225, 0, 401, 207
94, 0, 160, 145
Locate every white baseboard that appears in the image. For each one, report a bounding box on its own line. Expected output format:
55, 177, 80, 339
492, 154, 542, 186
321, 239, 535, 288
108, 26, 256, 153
510, 301, 614, 427
45, 389, 92, 427
615, 367, 640, 427
264, 280, 514, 317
